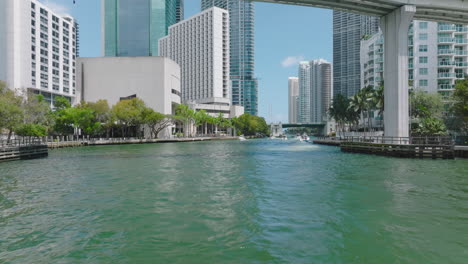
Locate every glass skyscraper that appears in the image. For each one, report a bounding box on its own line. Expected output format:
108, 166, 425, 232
201, 0, 258, 115
102, 0, 183, 57
333, 11, 379, 97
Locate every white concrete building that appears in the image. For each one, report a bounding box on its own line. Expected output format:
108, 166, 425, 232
0, 0, 79, 105
297, 60, 332, 124
361, 21, 468, 98
159, 7, 232, 111
288, 77, 299, 124
76, 57, 181, 137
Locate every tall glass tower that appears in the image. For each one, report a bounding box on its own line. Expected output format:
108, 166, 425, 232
102, 0, 182, 57
333, 11, 379, 97
201, 0, 258, 115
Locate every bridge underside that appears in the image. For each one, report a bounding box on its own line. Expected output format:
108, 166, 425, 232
256, 0, 468, 24
259, 0, 468, 138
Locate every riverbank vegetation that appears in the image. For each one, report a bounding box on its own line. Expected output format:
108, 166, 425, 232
329, 80, 468, 137
0, 81, 269, 141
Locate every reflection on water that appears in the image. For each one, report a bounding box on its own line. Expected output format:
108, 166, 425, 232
0, 140, 467, 263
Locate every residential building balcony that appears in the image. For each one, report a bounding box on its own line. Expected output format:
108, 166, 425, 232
438, 25, 456, 31
438, 49, 455, 55
455, 50, 468, 56
438, 84, 455, 90
438, 61, 456, 67
438, 37, 456, 43
455, 61, 468, 67
438, 72, 456, 78
455, 39, 468, 44
456, 26, 468, 32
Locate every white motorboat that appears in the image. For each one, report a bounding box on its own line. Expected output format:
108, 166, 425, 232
239, 136, 247, 141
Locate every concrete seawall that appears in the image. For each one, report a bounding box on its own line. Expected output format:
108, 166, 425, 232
0, 145, 48, 162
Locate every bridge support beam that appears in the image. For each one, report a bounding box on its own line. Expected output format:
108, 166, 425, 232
380, 5, 416, 138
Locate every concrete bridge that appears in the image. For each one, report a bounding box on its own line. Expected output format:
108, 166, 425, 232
270, 122, 328, 137
258, 0, 468, 138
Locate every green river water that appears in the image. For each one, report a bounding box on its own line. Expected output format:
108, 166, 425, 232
0, 139, 467, 263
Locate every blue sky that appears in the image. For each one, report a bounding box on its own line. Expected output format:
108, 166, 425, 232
42, 0, 332, 122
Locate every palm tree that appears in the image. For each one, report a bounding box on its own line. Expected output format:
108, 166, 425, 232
194, 110, 209, 136
329, 94, 351, 136
175, 104, 195, 137
373, 85, 384, 130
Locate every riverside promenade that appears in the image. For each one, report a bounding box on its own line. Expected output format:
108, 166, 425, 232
0, 136, 238, 162
47, 136, 239, 149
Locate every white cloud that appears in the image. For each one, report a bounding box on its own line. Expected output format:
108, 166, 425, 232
41, 0, 71, 17
281, 56, 304, 68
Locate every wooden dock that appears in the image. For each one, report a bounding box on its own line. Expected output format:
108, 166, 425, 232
341, 142, 455, 159
312, 138, 341, 146
0, 144, 48, 162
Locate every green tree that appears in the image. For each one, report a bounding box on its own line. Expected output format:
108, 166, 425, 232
409, 90, 446, 136
410, 89, 444, 119
23, 93, 53, 132
412, 117, 448, 136
111, 98, 147, 137
15, 124, 47, 138
142, 108, 173, 138
194, 110, 210, 136
448, 79, 468, 132
329, 94, 353, 134
52, 97, 74, 135
0, 82, 24, 142
234, 113, 269, 137
175, 104, 195, 137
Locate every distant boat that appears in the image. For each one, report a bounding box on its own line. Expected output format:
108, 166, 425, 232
239, 136, 247, 141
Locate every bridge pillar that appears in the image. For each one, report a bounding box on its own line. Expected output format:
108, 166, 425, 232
380, 5, 416, 138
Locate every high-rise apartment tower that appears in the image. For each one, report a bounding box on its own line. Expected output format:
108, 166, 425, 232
201, 0, 258, 115
0, 0, 79, 105
288, 77, 299, 124
297, 60, 332, 124
333, 11, 379, 97
159, 7, 230, 104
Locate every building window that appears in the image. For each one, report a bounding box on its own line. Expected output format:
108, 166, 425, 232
419, 80, 428, 87
419, 33, 428, 40
419, 45, 428, 52
419, 22, 428, 29
419, 68, 428, 75
419, 57, 428, 63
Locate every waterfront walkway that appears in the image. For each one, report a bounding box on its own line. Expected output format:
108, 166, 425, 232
47, 136, 239, 149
